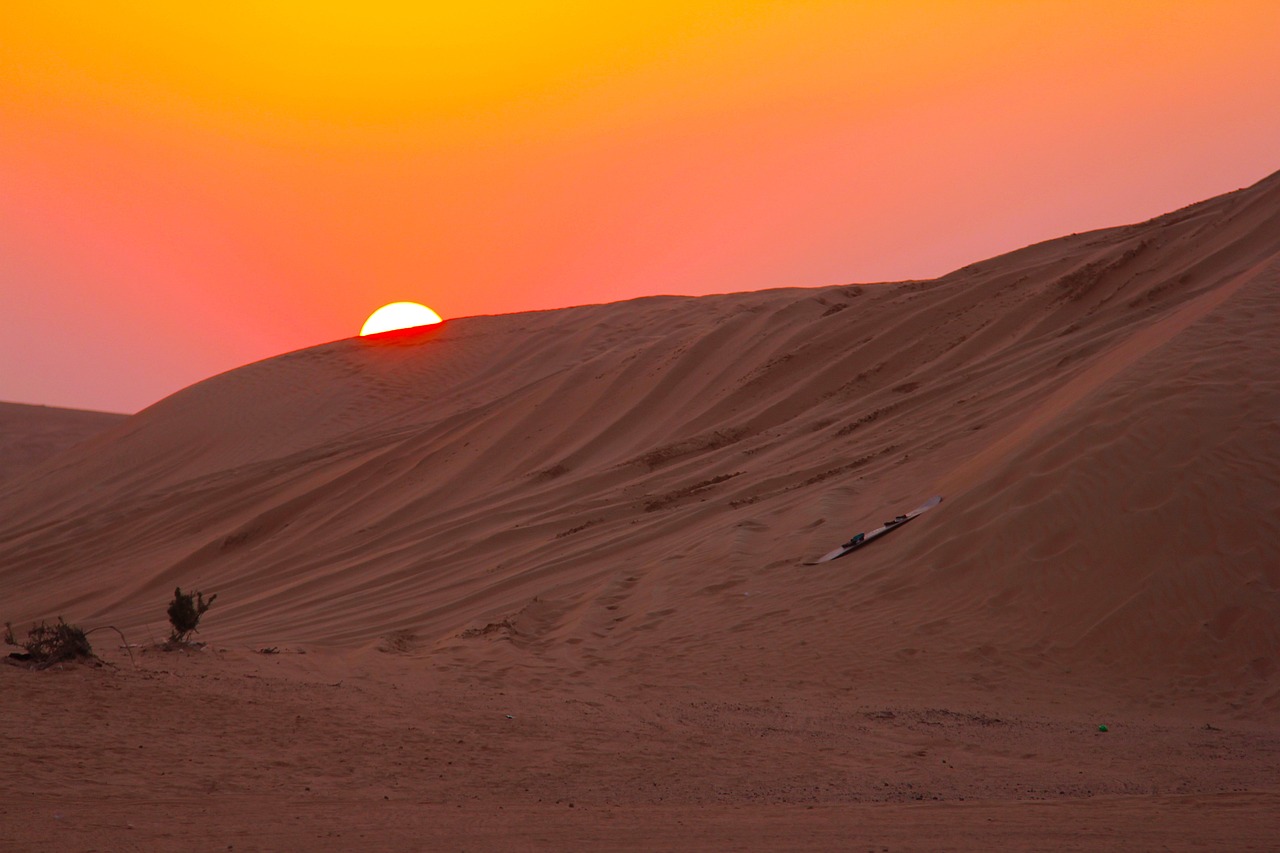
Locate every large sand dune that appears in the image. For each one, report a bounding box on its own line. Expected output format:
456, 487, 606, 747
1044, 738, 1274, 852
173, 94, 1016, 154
2, 172, 1278, 849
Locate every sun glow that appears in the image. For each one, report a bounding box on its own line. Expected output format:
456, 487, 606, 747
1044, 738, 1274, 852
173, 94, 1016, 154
360, 302, 443, 336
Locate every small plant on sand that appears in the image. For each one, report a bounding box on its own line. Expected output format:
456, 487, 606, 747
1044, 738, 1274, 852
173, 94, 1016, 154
167, 587, 217, 644
4, 618, 96, 668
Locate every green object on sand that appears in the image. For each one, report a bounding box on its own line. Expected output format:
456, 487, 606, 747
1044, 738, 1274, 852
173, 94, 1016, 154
1097, 724, 1109, 732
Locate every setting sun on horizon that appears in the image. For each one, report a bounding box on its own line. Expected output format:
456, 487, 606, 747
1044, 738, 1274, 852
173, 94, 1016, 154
360, 302, 443, 336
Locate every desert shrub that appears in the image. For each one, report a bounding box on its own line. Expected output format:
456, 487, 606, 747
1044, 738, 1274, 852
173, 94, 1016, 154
167, 587, 217, 643
4, 618, 95, 667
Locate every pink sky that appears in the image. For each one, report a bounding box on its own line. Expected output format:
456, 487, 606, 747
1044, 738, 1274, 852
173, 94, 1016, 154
3, 2, 1278, 412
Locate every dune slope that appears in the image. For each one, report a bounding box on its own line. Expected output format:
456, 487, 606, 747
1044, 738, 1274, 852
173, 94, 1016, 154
1, 171, 1277, 717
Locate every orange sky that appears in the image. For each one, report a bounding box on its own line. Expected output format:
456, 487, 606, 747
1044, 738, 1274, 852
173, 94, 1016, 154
3, 2, 1279, 412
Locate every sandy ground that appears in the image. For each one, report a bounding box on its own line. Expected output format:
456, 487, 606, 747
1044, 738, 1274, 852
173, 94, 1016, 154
2, 171, 1278, 849
2, 649, 1277, 851
3, 649, 1278, 852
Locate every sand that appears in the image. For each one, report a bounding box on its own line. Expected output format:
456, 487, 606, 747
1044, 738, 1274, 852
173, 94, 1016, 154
0, 401, 125, 483
1, 171, 1278, 850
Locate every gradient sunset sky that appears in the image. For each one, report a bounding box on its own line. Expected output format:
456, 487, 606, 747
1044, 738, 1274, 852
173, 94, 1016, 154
4, 2, 1278, 412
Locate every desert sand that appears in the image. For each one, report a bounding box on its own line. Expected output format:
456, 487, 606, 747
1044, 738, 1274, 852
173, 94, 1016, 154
2, 171, 1278, 850
0, 402, 125, 482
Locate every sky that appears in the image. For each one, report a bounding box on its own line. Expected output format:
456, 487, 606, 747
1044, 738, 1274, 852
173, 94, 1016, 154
3, 2, 1279, 413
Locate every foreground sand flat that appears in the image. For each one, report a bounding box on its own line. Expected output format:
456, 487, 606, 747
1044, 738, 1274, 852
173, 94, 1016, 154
2, 172, 1278, 848
2, 650, 1278, 851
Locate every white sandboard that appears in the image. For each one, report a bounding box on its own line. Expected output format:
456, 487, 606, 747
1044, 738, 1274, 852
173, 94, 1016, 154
809, 495, 943, 564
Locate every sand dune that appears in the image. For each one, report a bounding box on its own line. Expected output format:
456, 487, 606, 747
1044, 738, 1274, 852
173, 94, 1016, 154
0, 401, 125, 483
2, 171, 1278, 849
4, 171, 1275, 696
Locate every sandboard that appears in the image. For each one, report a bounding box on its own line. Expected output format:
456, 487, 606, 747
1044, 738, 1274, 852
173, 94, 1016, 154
808, 495, 943, 564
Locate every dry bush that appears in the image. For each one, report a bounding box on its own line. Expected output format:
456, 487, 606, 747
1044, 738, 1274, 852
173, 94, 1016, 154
167, 587, 217, 643
4, 618, 96, 668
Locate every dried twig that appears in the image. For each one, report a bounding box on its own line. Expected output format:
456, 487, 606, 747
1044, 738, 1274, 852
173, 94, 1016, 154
85, 625, 137, 669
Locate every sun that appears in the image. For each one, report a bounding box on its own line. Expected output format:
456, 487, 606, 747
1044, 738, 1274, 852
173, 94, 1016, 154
360, 302, 443, 336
